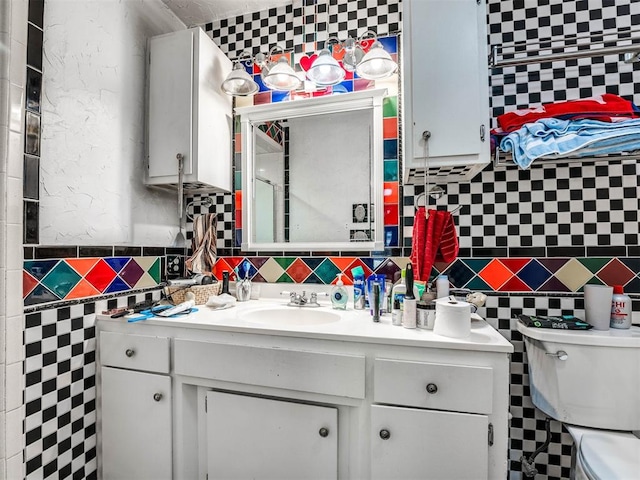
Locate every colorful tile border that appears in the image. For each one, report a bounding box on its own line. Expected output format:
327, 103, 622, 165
212, 255, 640, 294
23, 256, 162, 306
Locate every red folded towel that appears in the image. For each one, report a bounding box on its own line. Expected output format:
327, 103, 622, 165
410, 208, 459, 282
497, 93, 638, 132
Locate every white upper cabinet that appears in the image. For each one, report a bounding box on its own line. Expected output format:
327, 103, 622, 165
146, 27, 233, 192
402, 0, 490, 184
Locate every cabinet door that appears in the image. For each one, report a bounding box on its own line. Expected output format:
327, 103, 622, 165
148, 29, 194, 178
371, 405, 488, 480
403, 0, 489, 171
101, 367, 172, 480
206, 391, 338, 480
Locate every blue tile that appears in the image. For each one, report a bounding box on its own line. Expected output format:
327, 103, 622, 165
377, 35, 398, 54
105, 257, 130, 274
104, 276, 131, 294
517, 260, 552, 291
383, 139, 397, 159
24, 260, 59, 280
271, 89, 289, 103
384, 226, 398, 247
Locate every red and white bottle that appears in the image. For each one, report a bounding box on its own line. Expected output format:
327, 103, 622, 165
610, 285, 631, 329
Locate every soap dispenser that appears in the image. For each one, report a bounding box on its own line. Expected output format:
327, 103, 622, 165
331, 273, 348, 310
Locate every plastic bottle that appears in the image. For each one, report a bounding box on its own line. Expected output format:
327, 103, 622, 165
610, 285, 631, 329
391, 269, 406, 326
402, 263, 417, 329
352, 266, 366, 310
331, 273, 348, 310
436, 274, 449, 298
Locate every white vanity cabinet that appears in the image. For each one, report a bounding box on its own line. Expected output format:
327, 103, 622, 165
371, 359, 492, 479
99, 332, 172, 480
96, 309, 511, 480
146, 27, 233, 191
402, 0, 490, 184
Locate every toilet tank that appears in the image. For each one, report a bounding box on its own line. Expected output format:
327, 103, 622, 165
517, 323, 640, 431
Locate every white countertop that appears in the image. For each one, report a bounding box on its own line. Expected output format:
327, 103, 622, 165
97, 297, 514, 353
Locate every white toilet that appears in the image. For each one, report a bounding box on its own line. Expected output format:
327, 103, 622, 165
517, 322, 640, 479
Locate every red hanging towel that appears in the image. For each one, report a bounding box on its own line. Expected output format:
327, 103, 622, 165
410, 208, 459, 282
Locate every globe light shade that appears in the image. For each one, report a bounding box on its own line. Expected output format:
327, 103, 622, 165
262, 57, 302, 91
355, 41, 397, 80
306, 49, 346, 86
221, 63, 259, 96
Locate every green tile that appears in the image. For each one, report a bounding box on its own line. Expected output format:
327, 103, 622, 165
41, 261, 81, 299
383, 160, 398, 181
463, 258, 493, 274
274, 257, 296, 270
465, 276, 491, 290
148, 258, 161, 284
277, 272, 294, 283
578, 257, 610, 274
235, 171, 242, 191
383, 96, 398, 117
314, 259, 341, 284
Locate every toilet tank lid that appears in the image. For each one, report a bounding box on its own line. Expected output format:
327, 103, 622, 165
516, 322, 640, 348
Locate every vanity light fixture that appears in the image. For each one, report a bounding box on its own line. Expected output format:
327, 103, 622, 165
354, 31, 398, 80
306, 38, 345, 86
221, 51, 259, 96
307, 30, 398, 86
259, 46, 302, 92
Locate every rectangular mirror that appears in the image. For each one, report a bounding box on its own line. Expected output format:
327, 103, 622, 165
238, 89, 386, 252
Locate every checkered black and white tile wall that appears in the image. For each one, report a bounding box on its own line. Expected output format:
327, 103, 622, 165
23, 290, 161, 480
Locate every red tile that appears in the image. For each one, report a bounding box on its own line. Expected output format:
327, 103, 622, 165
286, 258, 312, 283
597, 258, 636, 287
501, 259, 530, 274
384, 204, 398, 226
66, 279, 101, 299
23, 271, 38, 298
85, 259, 117, 293
383, 182, 399, 203
498, 276, 532, 292
479, 259, 513, 291
383, 117, 398, 139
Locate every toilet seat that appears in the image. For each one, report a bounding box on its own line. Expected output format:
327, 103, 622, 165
577, 431, 640, 480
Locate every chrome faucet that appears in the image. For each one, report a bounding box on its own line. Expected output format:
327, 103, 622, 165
280, 291, 328, 307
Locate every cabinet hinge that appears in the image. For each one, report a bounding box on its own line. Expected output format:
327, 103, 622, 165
480, 124, 486, 142
488, 423, 494, 446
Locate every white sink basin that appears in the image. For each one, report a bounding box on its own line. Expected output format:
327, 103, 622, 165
241, 307, 341, 326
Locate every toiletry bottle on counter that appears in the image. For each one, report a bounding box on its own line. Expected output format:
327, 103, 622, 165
391, 269, 406, 326
436, 274, 449, 298
402, 263, 417, 329
352, 266, 366, 310
331, 273, 348, 310
221, 271, 230, 295
610, 285, 631, 329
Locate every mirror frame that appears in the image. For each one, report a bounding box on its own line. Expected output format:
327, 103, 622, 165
237, 89, 387, 252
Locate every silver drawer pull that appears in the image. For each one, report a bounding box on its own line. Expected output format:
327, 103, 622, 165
379, 429, 391, 440
426, 383, 438, 394
153, 393, 163, 402
125, 348, 135, 357
319, 427, 329, 438
546, 350, 568, 361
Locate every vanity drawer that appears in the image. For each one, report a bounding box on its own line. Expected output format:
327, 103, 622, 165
174, 339, 365, 399
373, 358, 493, 414
100, 331, 170, 374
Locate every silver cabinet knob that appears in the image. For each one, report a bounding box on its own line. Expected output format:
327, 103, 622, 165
426, 383, 438, 394
153, 393, 163, 402
379, 429, 390, 440
125, 348, 135, 357
319, 427, 329, 438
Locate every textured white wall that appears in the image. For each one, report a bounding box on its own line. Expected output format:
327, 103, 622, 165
40, 0, 187, 246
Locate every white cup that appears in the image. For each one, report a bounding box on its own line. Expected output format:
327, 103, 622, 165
584, 284, 613, 330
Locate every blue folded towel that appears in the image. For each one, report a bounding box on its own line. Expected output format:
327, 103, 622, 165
500, 117, 640, 168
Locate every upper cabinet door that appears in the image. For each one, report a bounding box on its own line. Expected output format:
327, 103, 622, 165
147, 27, 232, 192
402, 0, 490, 184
